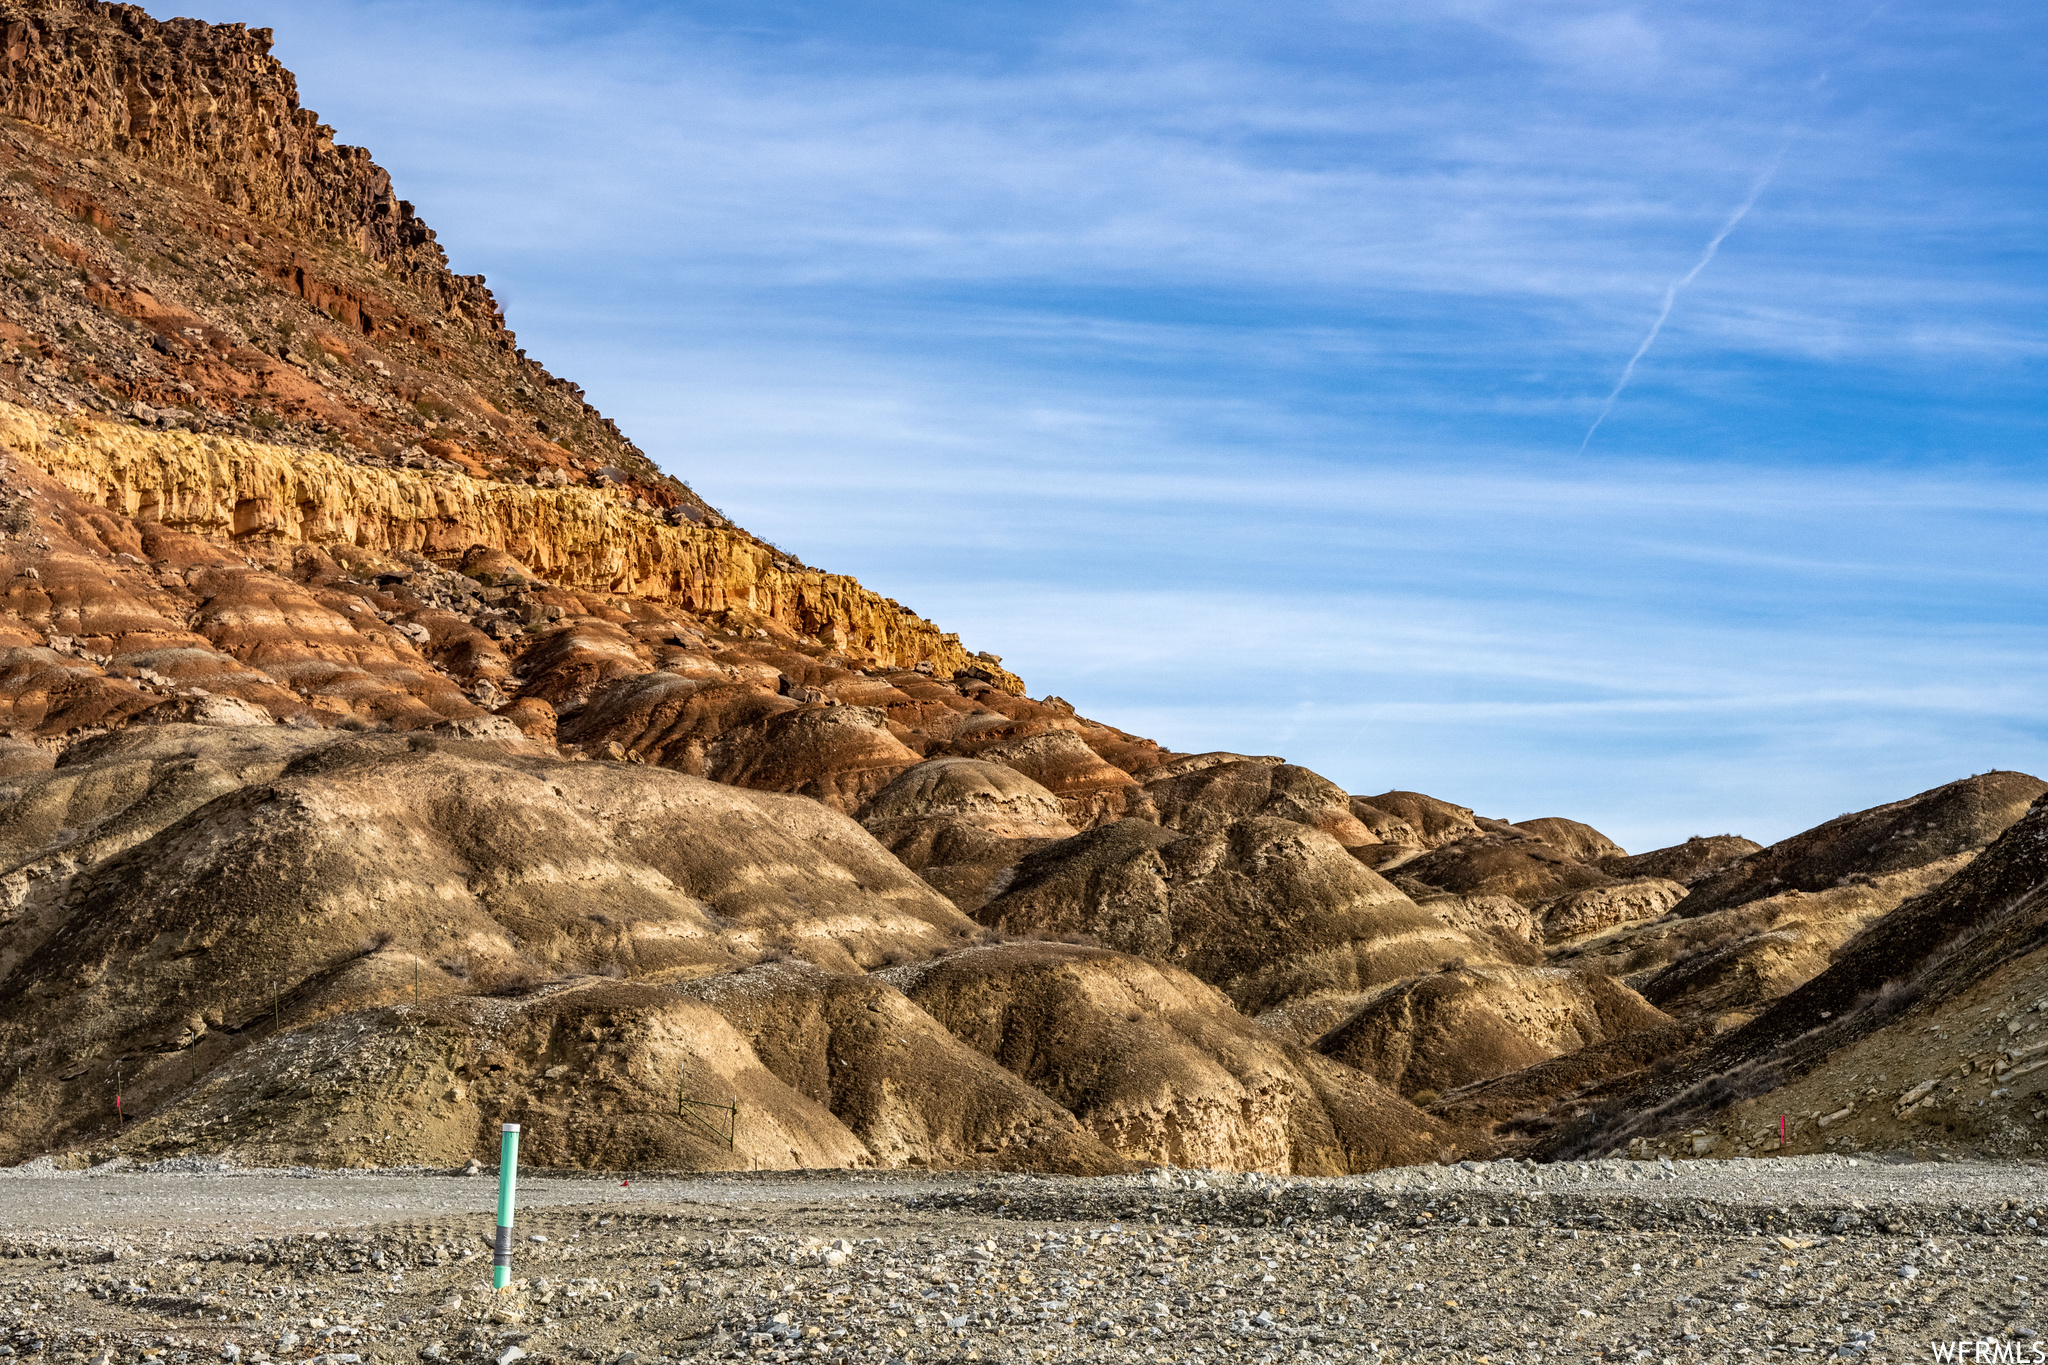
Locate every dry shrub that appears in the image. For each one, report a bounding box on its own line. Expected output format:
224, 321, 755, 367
487, 969, 551, 996
1623, 945, 1667, 973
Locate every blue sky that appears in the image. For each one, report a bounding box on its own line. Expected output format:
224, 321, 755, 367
186, 0, 2047, 849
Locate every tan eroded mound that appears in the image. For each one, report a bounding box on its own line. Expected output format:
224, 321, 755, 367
1314, 963, 1671, 1101
1540, 791, 2048, 1162
857, 758, 1078, 913
1428, 1019, 1715, 1146
0, 727, 978, 1161
1540, 878, 1688, 944
1632, 874, 1962, 1020
1349, 790, 1480, 849
700, 705, 923, 814
882, 943, 1447, 1173
679, 960, 1125, 1173
108, 981, 873, 1172
1545, 872, 1953, 1026
1544, 774, 2044, 1022
1391, 828, 1613, 906
976, 817, 1496, 1013
1512, 817, 1624, 864
1599, 834, 1761, 887
958, 729, 1143, 828
1146, 761, 1376, 847
1139, 752, 1283, 781
858, 756, 1078, 840
0, 724, 339, 977
1414, 892, 1544, 960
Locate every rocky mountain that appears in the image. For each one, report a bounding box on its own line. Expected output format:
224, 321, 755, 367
1537, 784, 2048, 1163
3, 0, 2045, 1175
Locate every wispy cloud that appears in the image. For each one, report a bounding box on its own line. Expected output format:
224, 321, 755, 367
1580, 150, 1783, 451
961, 584, 2048, 848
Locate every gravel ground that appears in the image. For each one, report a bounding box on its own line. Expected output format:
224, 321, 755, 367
1, 1155, 2043, 1365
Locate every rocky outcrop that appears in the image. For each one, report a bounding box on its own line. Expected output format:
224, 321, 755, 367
1540, 877, 1688, 943
0, 0, 506, 335
6, 404, 1022, 682
0, 4, 706, 509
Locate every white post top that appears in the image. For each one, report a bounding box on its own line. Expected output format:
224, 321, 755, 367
502, 1123, 521, 1133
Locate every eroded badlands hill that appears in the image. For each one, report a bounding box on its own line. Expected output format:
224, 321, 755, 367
3, 0, 2047, 1176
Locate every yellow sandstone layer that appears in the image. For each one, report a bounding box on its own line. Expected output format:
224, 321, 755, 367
0, 402, 1022, 688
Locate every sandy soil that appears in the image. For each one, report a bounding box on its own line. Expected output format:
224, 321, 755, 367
0, 1155, 2042, 1364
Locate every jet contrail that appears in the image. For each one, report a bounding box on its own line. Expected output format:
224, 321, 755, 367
1579, 151, 1784, 453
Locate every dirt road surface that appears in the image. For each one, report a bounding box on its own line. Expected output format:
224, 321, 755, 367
1, 1154, 2042, 1364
